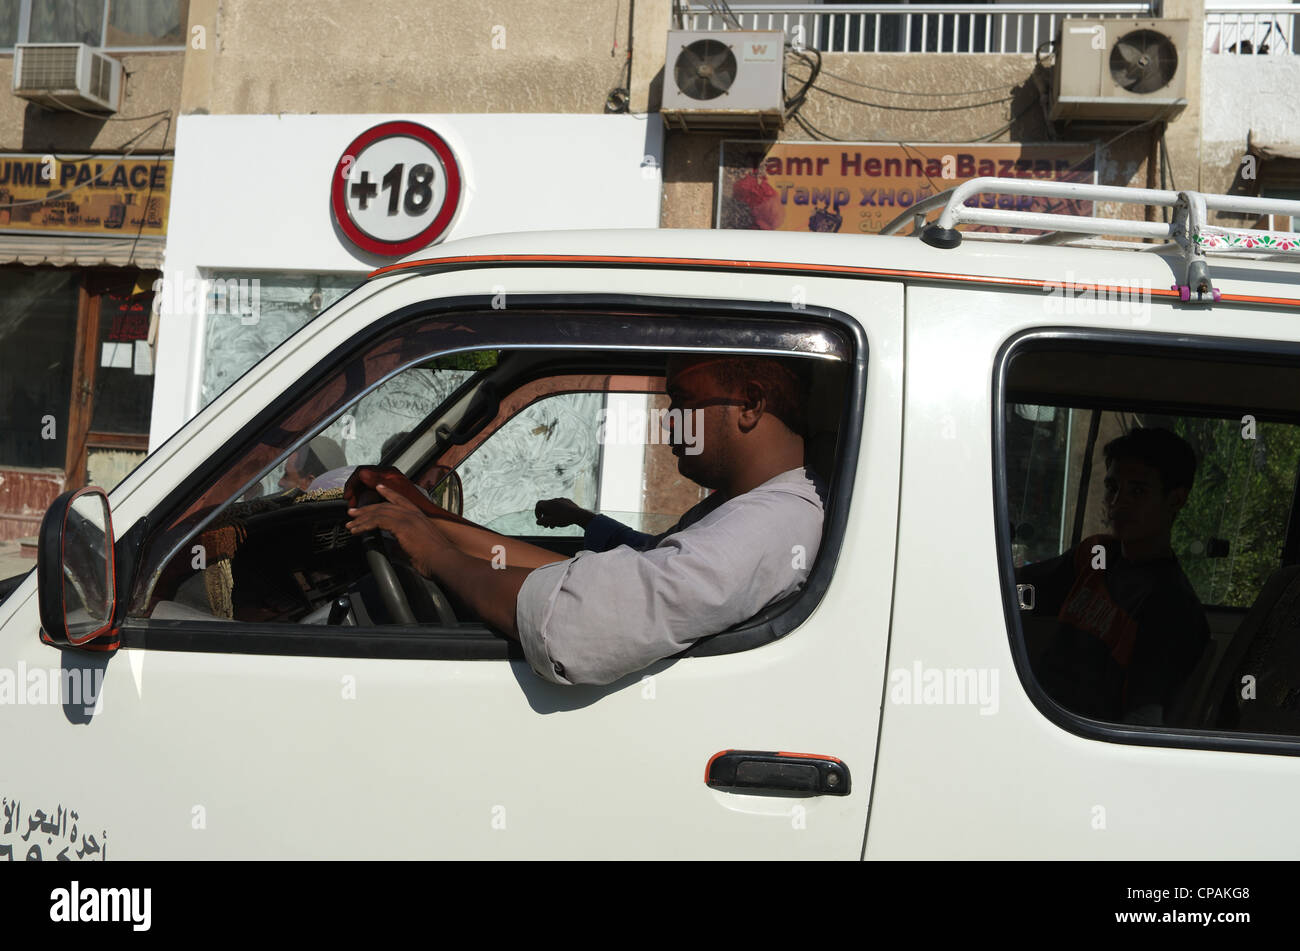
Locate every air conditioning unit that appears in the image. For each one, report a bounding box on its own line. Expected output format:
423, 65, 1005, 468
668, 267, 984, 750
662, 30, 785, 132
13, 44, 122, 114
1051, 19, 1188, 121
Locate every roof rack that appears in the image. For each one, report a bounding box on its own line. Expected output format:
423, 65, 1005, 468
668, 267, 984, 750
879, 177, 1300, 304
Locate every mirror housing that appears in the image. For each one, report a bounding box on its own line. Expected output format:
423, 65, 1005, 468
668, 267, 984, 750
37, 487, 118, 649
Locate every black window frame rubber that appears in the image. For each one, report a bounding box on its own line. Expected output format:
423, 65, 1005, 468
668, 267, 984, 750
110, 292, 868, 662
995, 325, 1300, 757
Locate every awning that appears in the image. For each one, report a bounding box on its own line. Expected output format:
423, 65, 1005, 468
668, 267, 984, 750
1248, 130, 1300, 162
0, 233, 164, 268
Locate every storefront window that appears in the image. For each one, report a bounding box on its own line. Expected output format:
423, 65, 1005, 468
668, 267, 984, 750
0, 269, 79, 470
201, 272, 359, 406
90, 287, 154, 434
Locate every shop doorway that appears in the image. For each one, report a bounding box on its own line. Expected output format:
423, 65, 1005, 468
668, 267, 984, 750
0, 267, 157, 542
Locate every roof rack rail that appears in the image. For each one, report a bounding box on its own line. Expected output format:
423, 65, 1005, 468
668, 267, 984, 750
879, 177, 1300, 304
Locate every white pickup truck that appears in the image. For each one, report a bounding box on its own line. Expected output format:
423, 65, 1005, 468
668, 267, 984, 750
4, 179, 1300, 859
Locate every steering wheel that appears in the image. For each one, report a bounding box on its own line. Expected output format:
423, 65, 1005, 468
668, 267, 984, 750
360, 530, 458, 626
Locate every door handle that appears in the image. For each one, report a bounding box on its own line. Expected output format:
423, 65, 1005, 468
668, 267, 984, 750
706, 750, 850, 796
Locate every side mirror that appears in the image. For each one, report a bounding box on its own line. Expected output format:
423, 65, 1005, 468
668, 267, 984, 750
37, 487, 117, 648
424, 467, 464, 517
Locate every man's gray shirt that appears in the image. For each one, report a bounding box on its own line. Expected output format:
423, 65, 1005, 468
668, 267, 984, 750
516, 467, 825, 685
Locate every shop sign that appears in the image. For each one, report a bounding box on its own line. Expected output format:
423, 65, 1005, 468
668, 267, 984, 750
0, 154, 170, 237
331, 121, 463, 257
719, 141, 1097, 235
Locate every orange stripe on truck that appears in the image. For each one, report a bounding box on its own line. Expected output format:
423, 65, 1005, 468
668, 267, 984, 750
366, 253, 1299, 310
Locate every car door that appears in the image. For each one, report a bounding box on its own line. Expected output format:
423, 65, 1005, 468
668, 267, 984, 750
2, 264, 904, 859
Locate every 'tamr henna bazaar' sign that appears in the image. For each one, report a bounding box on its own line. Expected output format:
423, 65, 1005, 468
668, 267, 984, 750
719, 141, 1097, 236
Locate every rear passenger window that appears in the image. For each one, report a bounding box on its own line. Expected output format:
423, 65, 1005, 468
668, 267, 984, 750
999, 337, 1300, 744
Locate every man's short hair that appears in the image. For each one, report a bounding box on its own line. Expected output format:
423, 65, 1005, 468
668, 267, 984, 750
1103, 427, 1197, 494
672, 354, 811, 436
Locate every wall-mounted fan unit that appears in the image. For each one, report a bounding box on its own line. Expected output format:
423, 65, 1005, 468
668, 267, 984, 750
1051, 19, 1189, 121
662, 30, 785, 132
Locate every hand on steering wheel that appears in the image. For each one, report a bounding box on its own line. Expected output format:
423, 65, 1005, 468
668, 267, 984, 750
346, 466, 432, 514
346, 482, 458, 625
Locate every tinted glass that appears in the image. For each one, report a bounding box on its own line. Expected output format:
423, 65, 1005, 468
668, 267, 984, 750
0, 269, 79, 469
90, 287, 155, 434
1003, 342, 1300, 740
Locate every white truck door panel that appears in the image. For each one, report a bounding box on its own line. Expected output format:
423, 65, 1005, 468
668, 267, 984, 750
1, 270, 903, 859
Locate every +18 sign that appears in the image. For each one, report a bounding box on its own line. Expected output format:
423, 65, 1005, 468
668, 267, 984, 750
331, 121, 462, 257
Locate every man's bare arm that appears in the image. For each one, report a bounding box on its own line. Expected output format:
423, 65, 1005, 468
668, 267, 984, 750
346, 485, 536, 638
427, 518, 568, 570
419, 546, 534, 638
345, 465, 567, 569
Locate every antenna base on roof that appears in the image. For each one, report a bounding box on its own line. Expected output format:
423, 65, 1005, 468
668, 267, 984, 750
921, 224, 961, 250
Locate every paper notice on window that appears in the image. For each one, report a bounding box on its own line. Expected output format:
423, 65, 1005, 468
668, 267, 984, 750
133, 339, 154, 376
101, 342, 133, 368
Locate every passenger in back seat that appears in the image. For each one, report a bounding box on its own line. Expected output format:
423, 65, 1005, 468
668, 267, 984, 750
1017, 428, 1210, 726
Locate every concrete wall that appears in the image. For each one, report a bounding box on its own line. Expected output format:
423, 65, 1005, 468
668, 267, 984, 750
659, 50, 1176, 229
654, 0, 1210, 230
151, 111, 664, 447
181, 0, 633, 116
1199, 52, 1300, 218
0, 51, 183, 152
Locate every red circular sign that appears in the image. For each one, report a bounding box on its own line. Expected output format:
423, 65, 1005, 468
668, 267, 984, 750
330, 121, 462, 257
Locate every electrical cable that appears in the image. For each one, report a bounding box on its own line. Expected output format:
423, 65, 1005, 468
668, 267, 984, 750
0, 115, 170, 209
792, 112, 839, 141
787, 85, 1039, 146
807, 81, 1015, 112
716, 0, 745, 31
783, 46, 821, 119
707, 0, 744, 31
604, 0, 633, 112
126, 113, 171, 265
1051, 108, 1179, 181
896, 140, 943, 197
786, 62, 1015, 112
1160, 132, 1178, 192
41, 94, 171, 123
971, 90, 1042, 142
1035, 38, 1056, 69
814, 62, 1015, 98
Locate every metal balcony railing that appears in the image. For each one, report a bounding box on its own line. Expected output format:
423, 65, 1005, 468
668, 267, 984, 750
678, 2, 1158, 54
1205, 4, 1298, 54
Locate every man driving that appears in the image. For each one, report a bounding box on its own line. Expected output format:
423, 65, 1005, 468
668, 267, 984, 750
343, 353, 826, 686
